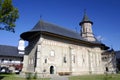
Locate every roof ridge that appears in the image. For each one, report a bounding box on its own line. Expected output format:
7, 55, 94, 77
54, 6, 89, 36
36, 20, 79, 34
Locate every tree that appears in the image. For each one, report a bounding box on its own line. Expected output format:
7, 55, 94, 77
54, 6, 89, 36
0, 0, 19, 33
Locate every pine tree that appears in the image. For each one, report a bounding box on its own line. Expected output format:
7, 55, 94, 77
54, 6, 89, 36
0, 0, 19, 33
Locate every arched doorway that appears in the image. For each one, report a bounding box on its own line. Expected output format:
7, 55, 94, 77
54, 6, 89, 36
106, 67, 109, 72
50, 66, 54, 74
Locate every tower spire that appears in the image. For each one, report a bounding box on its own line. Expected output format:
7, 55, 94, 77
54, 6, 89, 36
40, 15, 42, 20
80, 10, 93, 26
84, 9, 87, 16
79, 10, 95, 41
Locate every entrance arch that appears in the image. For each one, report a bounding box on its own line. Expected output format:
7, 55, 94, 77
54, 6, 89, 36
50, 66, 54, 74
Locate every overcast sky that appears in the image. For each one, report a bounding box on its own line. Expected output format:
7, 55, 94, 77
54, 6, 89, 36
0, 0, 120, 50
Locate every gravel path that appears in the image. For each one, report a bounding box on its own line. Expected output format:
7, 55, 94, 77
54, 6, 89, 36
50, 75, 69, 80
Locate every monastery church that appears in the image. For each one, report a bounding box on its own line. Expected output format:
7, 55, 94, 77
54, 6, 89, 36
20, 13, 109, 77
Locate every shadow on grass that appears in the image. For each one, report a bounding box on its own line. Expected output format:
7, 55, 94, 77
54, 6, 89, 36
0, 73, 12, 80
0, 74, 5, 80
0, 76, 4, 79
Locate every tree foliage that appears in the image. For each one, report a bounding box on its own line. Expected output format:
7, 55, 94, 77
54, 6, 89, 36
0, 0, 19, 33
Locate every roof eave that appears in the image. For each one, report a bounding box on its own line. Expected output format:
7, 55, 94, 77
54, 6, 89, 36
20, 31, 40, 41
79, 21, 93, 26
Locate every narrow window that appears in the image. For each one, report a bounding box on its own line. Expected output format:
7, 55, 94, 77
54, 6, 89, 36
45, 59, 47, 63
9, 59, 12, 61
1, 59, 4, 63
63, 56, 67, 63
73, 55, 75, 63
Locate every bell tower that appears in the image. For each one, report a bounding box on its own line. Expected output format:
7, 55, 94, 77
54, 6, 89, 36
79, 11, 96, 41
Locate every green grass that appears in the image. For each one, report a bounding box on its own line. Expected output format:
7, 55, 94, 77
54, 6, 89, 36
69, 74, 120, 80
1, 73, 120, 80
0, 73, 50, 80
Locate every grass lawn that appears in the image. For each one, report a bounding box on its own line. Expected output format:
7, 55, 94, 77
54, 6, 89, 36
0, 73, 50, 80
69, 74, 120, 80
1, 73, 120, 80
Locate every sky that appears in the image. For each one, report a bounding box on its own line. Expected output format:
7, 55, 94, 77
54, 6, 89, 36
0, 0, 120, 50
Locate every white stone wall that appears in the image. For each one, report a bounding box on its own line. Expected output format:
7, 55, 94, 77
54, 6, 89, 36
22, 34, 105, 76
102, 52, 116, 74
36, 36, 71, 75
35, 35, 104, 75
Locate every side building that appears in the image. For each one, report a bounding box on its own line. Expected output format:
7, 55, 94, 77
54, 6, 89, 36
115, 51, 120, 72
0, 45, 24, 73
102, 49, 116, 73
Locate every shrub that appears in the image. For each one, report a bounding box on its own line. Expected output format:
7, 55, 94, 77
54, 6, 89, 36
58, 72, 71, 76
33, 72, 37, 79
25, 72, 32, 80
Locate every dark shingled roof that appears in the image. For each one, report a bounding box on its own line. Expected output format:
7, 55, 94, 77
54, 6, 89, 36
0, 45, 23, 57
20, 20, 109, 50
21, 20, 97, 42
21, 20, 84, 41
101, 49, 114, 55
